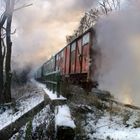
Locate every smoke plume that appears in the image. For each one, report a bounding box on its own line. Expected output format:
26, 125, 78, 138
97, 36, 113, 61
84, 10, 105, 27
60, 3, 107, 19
96, 1, 140, 106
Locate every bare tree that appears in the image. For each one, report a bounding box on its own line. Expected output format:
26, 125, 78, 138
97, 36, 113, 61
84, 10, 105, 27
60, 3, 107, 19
66, 9, 100, 43
0, 0, 32, 103
5, 0, 15, 102
99, 0, 121, 15
67, 0, 121, 43
0, 0, 15, 103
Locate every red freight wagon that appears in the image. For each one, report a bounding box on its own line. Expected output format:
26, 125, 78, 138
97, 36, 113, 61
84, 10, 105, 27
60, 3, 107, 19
39, 27, 98, 91
61, 28, 97, 90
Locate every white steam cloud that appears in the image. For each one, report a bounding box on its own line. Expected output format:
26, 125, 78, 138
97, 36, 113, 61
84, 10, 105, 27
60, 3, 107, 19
96, 1, 140, 106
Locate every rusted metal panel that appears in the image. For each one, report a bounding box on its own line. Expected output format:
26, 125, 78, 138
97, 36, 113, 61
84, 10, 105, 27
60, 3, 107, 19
75, 39, 82, 73
70, 42, 76, 74
82, 44, 89, 73
81, 32, 90, 73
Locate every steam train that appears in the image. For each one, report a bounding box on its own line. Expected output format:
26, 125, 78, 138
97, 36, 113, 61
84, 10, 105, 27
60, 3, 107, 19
35, 28, 98, 92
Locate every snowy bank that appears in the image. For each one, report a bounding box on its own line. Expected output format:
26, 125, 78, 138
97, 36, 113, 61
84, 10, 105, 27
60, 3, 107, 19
55, 105, 76, 128
0, 92, 44, 130
32, 79, 66, 100
85, 111, 140, 140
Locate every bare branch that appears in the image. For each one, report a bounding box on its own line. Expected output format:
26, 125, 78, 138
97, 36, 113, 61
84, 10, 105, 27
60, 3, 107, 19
106, 0, 113, 11
11, 29, 16, 35
1, 39, 6, 61
0, 0, 10, 27
99, 1, 108, 15
1, 28, 16, 38
14, 3, 33, 11
66, 0, 121, 43
112, 0, 117, 9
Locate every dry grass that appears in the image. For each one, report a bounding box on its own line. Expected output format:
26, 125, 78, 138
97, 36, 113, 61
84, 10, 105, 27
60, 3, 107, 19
11, 82, 38, 100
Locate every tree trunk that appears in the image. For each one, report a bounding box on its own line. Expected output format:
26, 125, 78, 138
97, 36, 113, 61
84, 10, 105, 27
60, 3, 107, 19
0, 1, 10, 103
4, 0, 15, 102
0, 32, 4, 103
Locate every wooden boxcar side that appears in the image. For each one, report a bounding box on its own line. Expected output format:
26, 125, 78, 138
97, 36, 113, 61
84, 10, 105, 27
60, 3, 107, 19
64, 28, 97, 89
70, 42, 76, 74
75, 38, 82, 73
81, 32, 90, 73
36, 27, 97, 91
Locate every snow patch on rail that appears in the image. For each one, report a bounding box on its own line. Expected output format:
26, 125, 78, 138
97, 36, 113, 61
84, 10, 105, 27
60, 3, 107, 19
55, 105, 76, 128
44, 88, 66, 100
32, 79, 66, 100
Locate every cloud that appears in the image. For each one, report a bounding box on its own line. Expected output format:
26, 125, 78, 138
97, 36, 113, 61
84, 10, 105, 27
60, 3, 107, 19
12, 0, 96, 70
96, 1, 140, 106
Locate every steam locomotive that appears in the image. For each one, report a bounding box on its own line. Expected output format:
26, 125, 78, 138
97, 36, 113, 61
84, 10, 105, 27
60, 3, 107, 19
35, 28, 98, 92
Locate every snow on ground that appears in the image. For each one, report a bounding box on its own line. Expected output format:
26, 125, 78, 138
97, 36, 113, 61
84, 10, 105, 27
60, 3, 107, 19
10, 124, 27, 140
0, 91, 44, 130
43, 88, 66, 100
32, 105, 53, 132
126, 110, 140, 127
9, 105, 53, 140
32, 79, 66, 100
85, 110, 140, 140
55, 105, 76, 128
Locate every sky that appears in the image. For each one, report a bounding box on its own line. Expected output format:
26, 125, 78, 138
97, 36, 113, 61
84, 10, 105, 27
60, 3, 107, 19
12, 0, 97, 69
